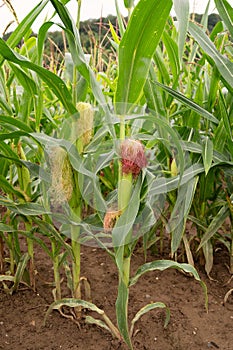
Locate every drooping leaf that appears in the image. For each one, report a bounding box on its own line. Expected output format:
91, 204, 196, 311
1, 0, 49, 60
152, 81, 219, 124
189, 21, 233, 89
0, 39, 76, 115
129, 259, 208, 309
130, 302, 170, 337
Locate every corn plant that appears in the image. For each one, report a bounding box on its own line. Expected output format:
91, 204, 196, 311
3, 0, 231, 349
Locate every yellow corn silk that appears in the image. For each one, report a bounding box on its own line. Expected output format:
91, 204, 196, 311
76, 102, 94, 147
49, 147, 74, 205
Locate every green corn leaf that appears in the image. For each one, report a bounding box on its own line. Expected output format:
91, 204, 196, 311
0, 175, 27, 200
44, 298, 104, 326
174, 0, 190, 65
152, 81, 219, 124
154, 48, 171, 85
0, 223, 16, 232
130, 302, 170, 337
0, 39, 76, 115
202, 241, 214, 278
0, 275, 14, 283
162, 31, 180, 80
215, 0, 233, 38
85, 316, 114, 335
202, 137, 214, 175
129, 259, 208, 309
0, 115, 33, 133
49, 0, 114, 135
34, 219, 73, 258
150, 163, 204, 195
213, 120, 228, 153
11, 253, 30, 293
189, 21, 233, 89
167, 177, 198, 255
0, 96, 13, 115
219, 92, 232, 140
114, 0, 126, 37
198, 203, 230, 250
116, 280, 132, 349
115, 0, 172, 114
44, 297, 121, 340
124, 0, 134, 9
1, 0, 49, 59
37, 22, 54, 65
8, 63, 38, 96
0, 131, 31, 141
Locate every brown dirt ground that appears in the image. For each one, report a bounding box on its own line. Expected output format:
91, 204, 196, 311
1, 237, 233, 350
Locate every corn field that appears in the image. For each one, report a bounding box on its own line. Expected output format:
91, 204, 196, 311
0, 0, 233, 349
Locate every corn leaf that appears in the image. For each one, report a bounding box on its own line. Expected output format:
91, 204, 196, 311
114, 0, 126, 37
130, 302, 170, 337
198, 203, 230, 250
162, 31, 180, 80
11, 253, 30, 293
152, 81, 219, 124
0, 39, 76, 115
202, 137, 214, 175
8, 63, 38, 96
189, 21, 233, 89
115, 0, 172, 114
49, 0, 114, 135
215, 0, 233, 38
167, 177, 198, 255
129, 260, 208, 309
1, 0, 49, 60
44, 298, 104, 326
116, 280, 132, 349
0, 115, 33, 133
150, 163, 204, 195
0, 96, 13, 114
174, 0, 190, 65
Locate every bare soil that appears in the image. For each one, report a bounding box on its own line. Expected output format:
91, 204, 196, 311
1, 239, 233, 350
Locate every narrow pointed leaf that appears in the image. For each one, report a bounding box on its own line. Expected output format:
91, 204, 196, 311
152, 81, 219, 124
202, 137, 213, 175
189, 21, 233, 89
198, 204, 230, 249
1, 0, 49, 58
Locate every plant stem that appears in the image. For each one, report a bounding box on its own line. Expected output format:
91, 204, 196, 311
17, 143, 35, 289
70, 171, 82, 318
51, 239, 61, 300
76, 0, 82, 30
